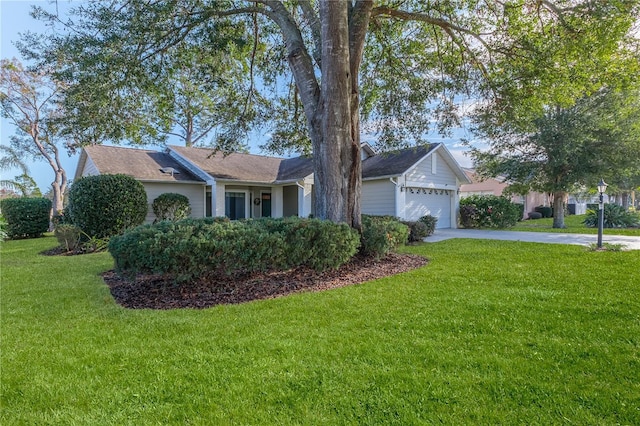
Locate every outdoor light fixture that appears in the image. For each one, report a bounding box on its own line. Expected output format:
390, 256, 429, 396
597, 178, 607, 248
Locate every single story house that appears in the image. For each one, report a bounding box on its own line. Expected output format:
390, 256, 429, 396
75, 143, 470, 228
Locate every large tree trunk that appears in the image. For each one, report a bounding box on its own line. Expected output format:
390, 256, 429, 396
314, 1, 358, 227
552, 191, 566, 228
270, 1, 372, 229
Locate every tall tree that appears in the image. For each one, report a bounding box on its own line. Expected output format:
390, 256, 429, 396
36, 1, 640, 228
0, 59, 69, 216
470, 87, 640, 228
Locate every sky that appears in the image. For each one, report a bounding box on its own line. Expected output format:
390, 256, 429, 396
1, 0, 475, 194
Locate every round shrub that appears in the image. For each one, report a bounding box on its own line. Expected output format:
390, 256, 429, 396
0, 197, 51, 239
583, 204, 640, 228
66, 174, 147, 238
418, 215, 438, 236
152, 192, 191, 223
401, 220, 429, 242
360, 215, 409, 258
534, 206, 553, 218
459, 195, 521, 228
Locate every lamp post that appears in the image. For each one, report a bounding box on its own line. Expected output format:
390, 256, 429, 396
597, 178, 607, 249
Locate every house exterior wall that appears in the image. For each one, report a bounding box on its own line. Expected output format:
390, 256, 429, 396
361, 179, 396, 216
142, 182, 206, 223
80, 156, 100, 177
405, 151, 457, 187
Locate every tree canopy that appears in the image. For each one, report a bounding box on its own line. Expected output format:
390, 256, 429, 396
470, 87, 640, 227
30, 0, 640, 227
0, 59, 68, 216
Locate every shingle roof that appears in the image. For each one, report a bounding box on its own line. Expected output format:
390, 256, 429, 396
169, 145, 313, 183
81, 145, 204, 182
362, 144, 438, 179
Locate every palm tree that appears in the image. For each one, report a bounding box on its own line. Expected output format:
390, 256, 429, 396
0, 145, 33, 196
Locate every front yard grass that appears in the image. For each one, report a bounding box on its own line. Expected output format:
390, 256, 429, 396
1, 236, 639, 424
512, 213, 640, 236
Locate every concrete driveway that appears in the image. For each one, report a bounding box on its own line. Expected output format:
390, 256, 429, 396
425, 228, 640, 250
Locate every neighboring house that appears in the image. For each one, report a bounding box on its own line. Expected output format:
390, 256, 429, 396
75, 143, 470, 228
459, 168, 549, 218
458, 168, 590, 217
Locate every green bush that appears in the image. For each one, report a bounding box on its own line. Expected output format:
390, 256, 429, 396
534, 206, 553, 218
152, 193, 192, 223
459, 195, 521, 228
54, 224, 82, 252
108, 217, 360, 282
244, 217, 360, 271
66, 174, 148, 238
0, 197, 51, 239
0, 214, 8, 241
401, 220, 429, 242
418, 215, 438, 236
583, 204, 640, 228
360, 215, 409, 258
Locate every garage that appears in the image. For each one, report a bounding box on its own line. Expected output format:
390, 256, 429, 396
404, 188, 452, 228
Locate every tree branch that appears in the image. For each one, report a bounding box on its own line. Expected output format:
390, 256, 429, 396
298, 0, 322, 67
372, 6, 493, 52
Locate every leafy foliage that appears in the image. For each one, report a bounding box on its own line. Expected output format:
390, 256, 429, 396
401, 220, 430, 243
0, 59, 69, 216
0, 214, 7, 241
360, 215, 409, 259
418, 215, 438, 237
470, 87, 640, 228
53, 223, 82, 252
66, 174, 147, 238
0, 197, 51, 239
27, 1, 639, 227
459, 195, 522, 228
534, 206, 553, 218
108, 217, 360, 282
583, 204, 640, 228
152, 193, 192, 223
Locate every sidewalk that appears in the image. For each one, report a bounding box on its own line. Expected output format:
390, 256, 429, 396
425, 228, 640, 250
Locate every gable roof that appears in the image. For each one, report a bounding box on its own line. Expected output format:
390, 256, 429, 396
75, 145, 204, 183
168, 145, 313, 183
362, 143, 471, 183
362, 144, 439, 179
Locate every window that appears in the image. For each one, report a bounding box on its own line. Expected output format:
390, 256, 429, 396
225, 192, 246, 220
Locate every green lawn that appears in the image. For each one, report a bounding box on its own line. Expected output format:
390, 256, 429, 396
512, 214, 640, 236
2, 236, 639, 424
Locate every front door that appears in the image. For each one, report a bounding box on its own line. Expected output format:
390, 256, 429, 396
261, 192, 272, 218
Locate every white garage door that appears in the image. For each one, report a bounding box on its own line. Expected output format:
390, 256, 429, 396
405, 188, 452, 228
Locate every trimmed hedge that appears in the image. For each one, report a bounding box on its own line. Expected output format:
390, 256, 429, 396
0, 197, 51, 239
66, 174, 148, 238
108, 217, 360, 282
152, 193, 191, 223
361, 215, 409, 258
459, 195, 521, 228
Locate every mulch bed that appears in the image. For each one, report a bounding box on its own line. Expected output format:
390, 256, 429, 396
102, 253, 428, 310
